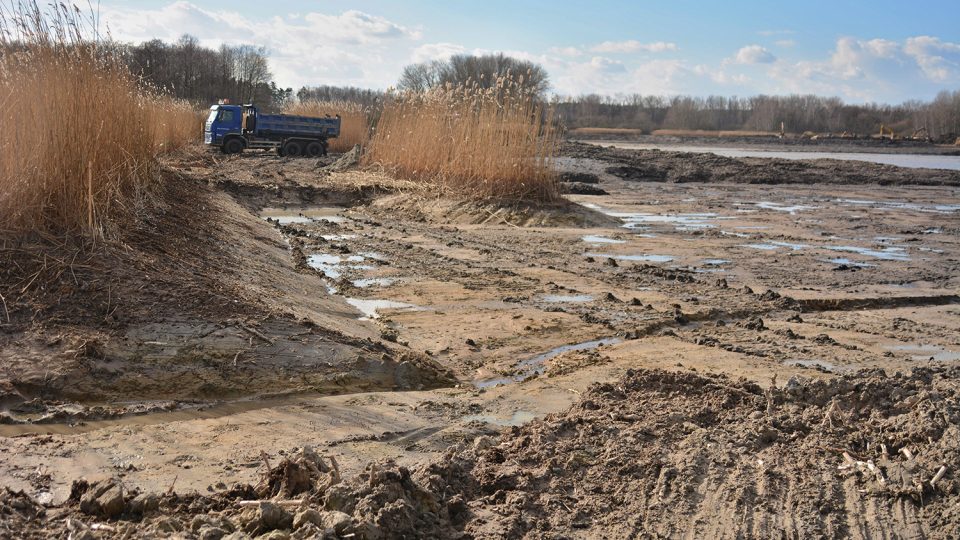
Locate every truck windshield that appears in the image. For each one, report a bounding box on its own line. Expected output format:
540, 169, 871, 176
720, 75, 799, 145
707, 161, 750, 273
207, 109, 218, 123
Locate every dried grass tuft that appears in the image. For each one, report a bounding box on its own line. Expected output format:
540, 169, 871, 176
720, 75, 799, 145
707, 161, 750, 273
0, 1, 199, 239
363, 76, 560, 203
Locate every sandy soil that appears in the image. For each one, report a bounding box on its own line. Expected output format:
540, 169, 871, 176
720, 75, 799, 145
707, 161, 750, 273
1, 143, 959, 538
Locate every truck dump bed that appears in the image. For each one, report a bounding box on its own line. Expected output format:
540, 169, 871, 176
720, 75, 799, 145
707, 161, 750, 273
256, 114, 340, 139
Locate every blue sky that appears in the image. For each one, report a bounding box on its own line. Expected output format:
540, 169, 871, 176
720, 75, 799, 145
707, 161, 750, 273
98, 1, 960, 103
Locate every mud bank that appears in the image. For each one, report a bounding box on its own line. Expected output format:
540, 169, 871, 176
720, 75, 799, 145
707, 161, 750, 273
2, 145, 959, 538
5, 367, 959, 539
563, 141, 960, 186
571, 133, 960, 155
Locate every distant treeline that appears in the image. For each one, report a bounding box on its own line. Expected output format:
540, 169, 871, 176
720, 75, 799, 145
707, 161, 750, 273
554, 92, 960, 141
76, 35, 960, 140
295, 85, 383, 108
120, 35, 292, 110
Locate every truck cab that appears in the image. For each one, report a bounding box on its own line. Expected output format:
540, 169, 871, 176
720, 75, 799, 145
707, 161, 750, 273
204, 104, 245, 146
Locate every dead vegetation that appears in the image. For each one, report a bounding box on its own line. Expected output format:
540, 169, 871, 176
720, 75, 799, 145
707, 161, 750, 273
0, 1, 198, 239
364, 76, 561, 202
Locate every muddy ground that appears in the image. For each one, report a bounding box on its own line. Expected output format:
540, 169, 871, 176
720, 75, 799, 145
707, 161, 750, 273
1, 142, 959, 538
571, 133, 960, 155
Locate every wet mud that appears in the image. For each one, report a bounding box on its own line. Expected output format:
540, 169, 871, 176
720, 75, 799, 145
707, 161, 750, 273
1, 142, 959, 537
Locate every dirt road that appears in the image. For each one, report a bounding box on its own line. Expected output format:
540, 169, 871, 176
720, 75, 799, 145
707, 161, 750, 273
2, 144, 959, 537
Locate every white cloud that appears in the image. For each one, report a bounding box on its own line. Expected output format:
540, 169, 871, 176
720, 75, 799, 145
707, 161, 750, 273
100, 1, 420, 89
764, 36, 960, 102
733, 45, 777, 64
95, 2, 960, 103
903, 36, 960, 81
590, 40, 678, 54
411, 43, 467, 63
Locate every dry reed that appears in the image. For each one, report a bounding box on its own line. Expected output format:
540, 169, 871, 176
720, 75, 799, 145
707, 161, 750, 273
284, 100, 370, 153
0, 1, 199, 239
363, 76, 559, 202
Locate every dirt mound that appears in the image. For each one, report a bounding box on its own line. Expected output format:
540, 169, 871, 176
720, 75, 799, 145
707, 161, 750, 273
443, 368, 960, 538
560, 182, 608, 196
371, 193, 621, 228
0, 168, 455, 418
14, 367, 958, 538
563, 141, 960, 186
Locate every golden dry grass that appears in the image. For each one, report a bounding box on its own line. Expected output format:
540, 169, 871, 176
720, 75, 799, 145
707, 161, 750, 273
285, 100, 369, 153
363, 78, 559, 202
0, 1, 199, 238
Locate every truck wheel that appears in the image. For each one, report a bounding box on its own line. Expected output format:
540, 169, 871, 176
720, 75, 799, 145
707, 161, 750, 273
306, 141, 324, 157
223, 138, 244, 155
283, 141, 303, 157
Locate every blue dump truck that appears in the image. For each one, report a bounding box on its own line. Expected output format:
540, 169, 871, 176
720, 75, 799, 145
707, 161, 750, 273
204, 103, 340, 157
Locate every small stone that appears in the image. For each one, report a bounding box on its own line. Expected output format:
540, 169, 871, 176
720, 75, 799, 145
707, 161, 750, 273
198, 526, 227, 540
323, 484, 353, 512
290, 523, 323, 539
258, 501, 293, 530
319, 511, 352, 533
292, 509, 323, 530
257, 531, 291, 540
97, 485, 125, 518
129, 493, 160, 515
154, 517, 184, 533
473, 436, 494, 452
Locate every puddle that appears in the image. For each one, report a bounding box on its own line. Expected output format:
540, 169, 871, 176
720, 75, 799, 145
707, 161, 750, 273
543, 294, 594, 303
581, 203, 721, 231
742, 241, 807, 251
824, 258, 875, 268
345, 298, 418, 320
307, 253, 372, 280
755, 202, 817, 214
825, 245, 910, 261
743, 243, 779, 251
476, 337, 623, 388
887, 344, 960, 362
702, 259, 730, 266
352, 277, 398, 288
837, 199, 960, 214
784, 359, 843, 372
582, 235, 626, 244
260, 207, 348, 224
321, 234, 357, 241
586, 252, 674, 263
463, 410, 537, 427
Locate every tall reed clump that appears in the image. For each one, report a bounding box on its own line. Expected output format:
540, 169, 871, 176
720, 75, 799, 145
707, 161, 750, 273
285, 100, 370, 153
363, 76, 560, 202
0, 1, 199, 239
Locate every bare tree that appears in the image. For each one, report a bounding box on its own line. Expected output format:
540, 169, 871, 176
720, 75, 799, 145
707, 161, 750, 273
398, 53, 550, 96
